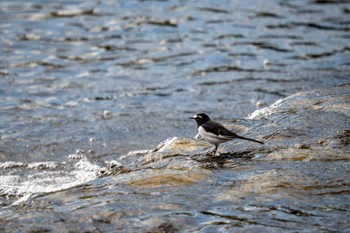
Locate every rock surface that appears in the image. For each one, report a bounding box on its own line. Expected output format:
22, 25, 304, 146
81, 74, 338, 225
248, 83, 350, 161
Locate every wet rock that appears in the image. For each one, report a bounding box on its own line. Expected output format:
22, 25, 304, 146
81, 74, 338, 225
218, 169, 317, 203
97, 163, 132, 177
132, 85, 349, 163
130, 137, 211, 169
153, 137, 210, 154
150, 222, 179, 233
247, 84, 350, 161
266, 147, 349, 161
126, 168, 212, 188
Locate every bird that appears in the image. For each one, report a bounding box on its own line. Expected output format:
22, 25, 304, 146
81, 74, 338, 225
190, 113, 264, 155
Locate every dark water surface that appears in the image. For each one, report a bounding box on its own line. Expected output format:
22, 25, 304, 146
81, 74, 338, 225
0, 0, 350, 232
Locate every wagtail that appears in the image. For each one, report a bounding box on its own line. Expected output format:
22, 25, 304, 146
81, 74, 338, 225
190, 113, 263, 155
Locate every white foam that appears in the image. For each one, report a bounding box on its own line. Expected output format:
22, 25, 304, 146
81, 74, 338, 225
0, 159, 100, 205
68, 149, 86, 160
27, 161, 59, 170
0, 161, 26, 169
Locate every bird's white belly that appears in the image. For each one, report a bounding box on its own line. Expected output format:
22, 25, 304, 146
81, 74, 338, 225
198, 126, 230, 145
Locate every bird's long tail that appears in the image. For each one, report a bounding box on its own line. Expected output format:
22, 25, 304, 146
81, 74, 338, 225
236, 135, 264, 144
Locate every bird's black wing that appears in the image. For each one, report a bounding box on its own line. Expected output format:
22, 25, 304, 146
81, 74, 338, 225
217, 123, 241, 138
203, 120, 264, 144
202, 120, 239, 137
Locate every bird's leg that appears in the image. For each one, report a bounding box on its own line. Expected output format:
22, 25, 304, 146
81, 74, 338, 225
212, 145, 218, 156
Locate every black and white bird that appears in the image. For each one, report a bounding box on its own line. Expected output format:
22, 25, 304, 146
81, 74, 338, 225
190, 113, 264, 155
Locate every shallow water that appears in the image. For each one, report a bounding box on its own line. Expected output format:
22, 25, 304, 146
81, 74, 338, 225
0, 0, 350, 232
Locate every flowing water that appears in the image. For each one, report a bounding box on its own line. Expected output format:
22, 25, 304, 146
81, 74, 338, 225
0, 0, 350, 232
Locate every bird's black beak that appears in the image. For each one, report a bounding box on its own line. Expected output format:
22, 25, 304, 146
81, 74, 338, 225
189, 117, 195, 119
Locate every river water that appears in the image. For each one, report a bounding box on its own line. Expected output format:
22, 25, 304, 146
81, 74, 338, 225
0, 0, 349, 232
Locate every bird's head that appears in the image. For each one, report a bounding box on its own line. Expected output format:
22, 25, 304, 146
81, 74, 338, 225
190, 113, 211, 126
